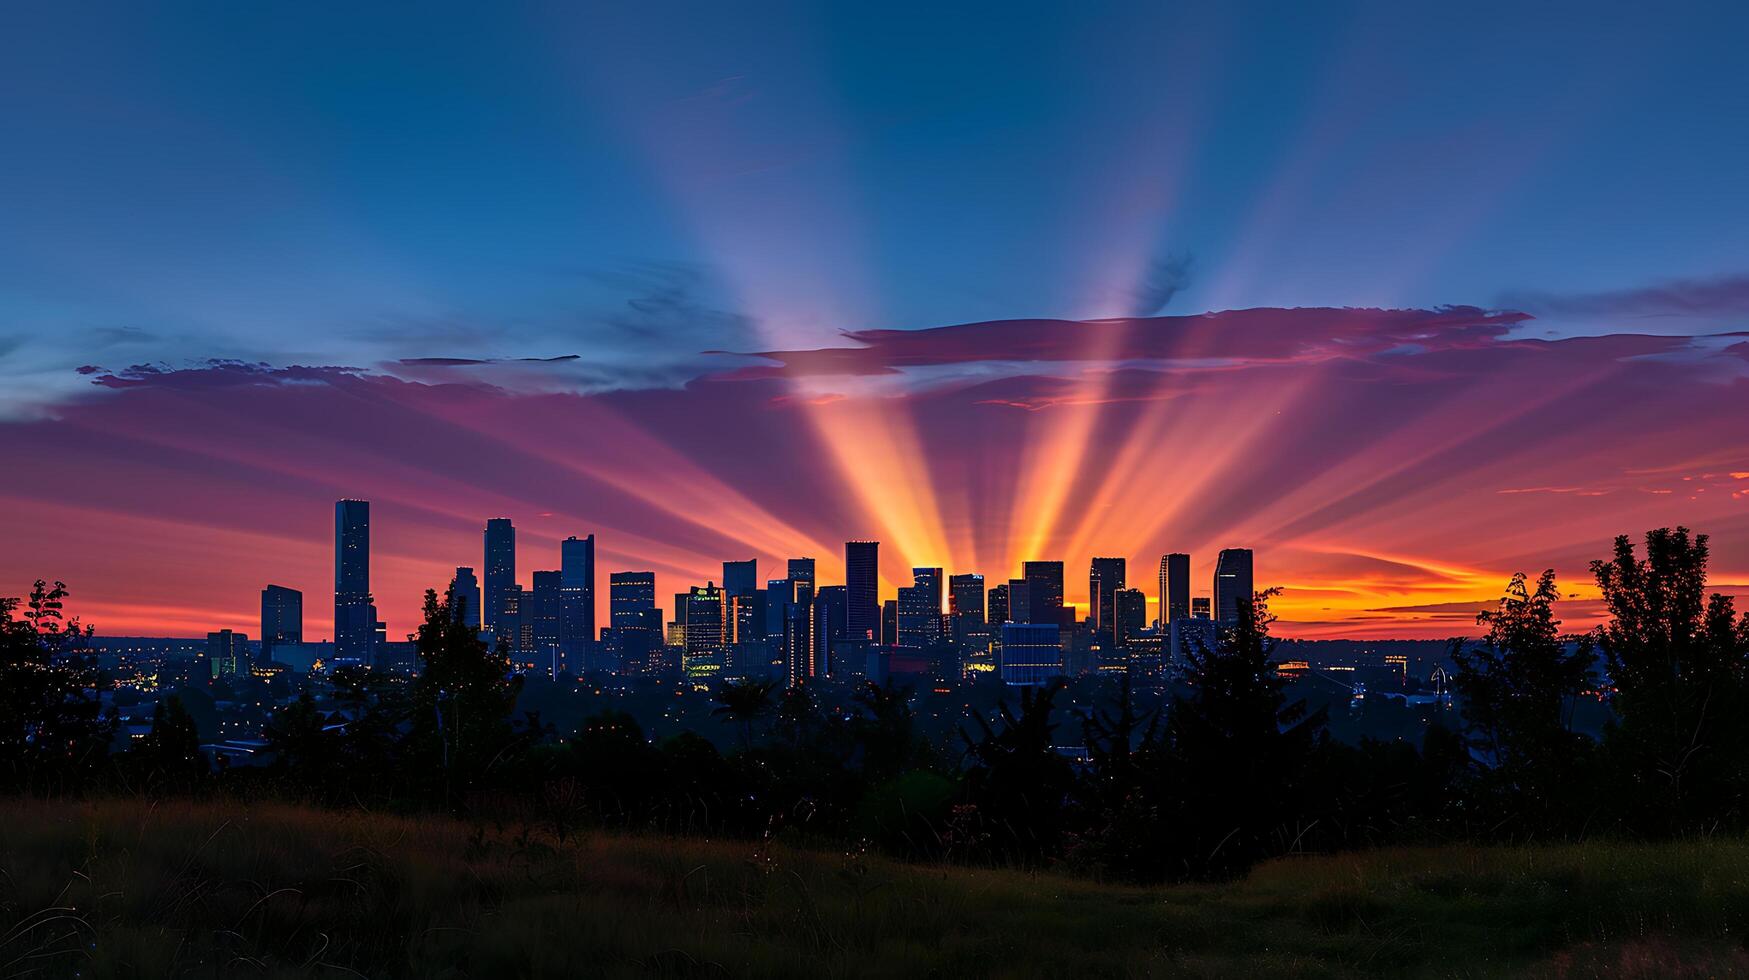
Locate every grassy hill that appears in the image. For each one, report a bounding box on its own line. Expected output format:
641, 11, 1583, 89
2, 799, 1746, 978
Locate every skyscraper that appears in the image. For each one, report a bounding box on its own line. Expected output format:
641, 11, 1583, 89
897, 567, 944, 651
948, 573, 985, 640
1214, 548, 1255, 624
786, 557, 816, 599
1089, 557, 1126, 644
334, 499, 374, 662
845, 540, 880, 642
988, 583, 1010, 626
260, 584, 302, 662
1158, 553, 1190, 626
722, 559, 757, 598
684, 584, 726, 660
608, 571, 658, 669
530, 570, 564, 670
1022, 560, 1064, 625
560, 534, 595, 655
450, 567, 482, 629
1114, 588, 1147, 650
811, 585, 847, 676
483, 518, 515, 632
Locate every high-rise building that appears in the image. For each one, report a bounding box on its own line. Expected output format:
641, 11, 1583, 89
811, 585, 847, 677
260, 584, 302, 662
897, 567, 944, 651
722, 559, 758, 599
948, 573, 985, 640
1114, 588, 1147, 650
450, 567, 482, 629
207, 628, 249, 678
1214, 548, 1255, 624
881, 599, 898, 647
529, 571, 564, 671
988, 583, 1010, 626
483, 518, 516, 632
560, 535, 595, 656
1089, 557, 1126, 644
1022, 560, 1064, 625
1007, 577, 1030, 624
334, 499, 374, 662
608, 571, 658, 670
786, 558, 816, 599
1158, 553, 1191, 626
1191, 596, 1212, 619
845, 541, 880, 642
999, 623, 1061, 686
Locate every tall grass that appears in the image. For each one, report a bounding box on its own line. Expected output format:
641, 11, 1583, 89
2, 798, 1747, 977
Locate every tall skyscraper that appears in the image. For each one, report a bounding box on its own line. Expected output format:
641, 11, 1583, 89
948, 573, 985, 640
1114, 588, 1147, 650
608, 571, 658, 669
334, 499, 374, 662
260, 584, 302, 662
1214, 548, 1255, 624
897, 568, 944, 651
1089, 557, 1126, 644
1006, 577, 1030, 624
1022, 561, 1064, 625
683, 584, 726, 658
811, 585, 847, 677
530, 570, 564, 669
845, 540, 880, 642
722, 559, 757, 598
450, 567, 482, 629
483, 518, 515, 632
786, 557, 816, 599
560, 535, 596, 654
988, 583, 1010, 626
1159, 553, 1191, 626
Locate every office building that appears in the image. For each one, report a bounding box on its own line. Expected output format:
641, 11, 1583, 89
608, 571, 659, 671
1214, 548, 1254, 624
881, 599, 898, 647
260, 584, 301, 662
1159, 553, 1190, 626
530, 570, 564, 670
1089, 556, 1125, 644
207, 629, 248, 679
334, 499, 374, 662
560, 534, 595, 655
1114, 588, 1147, 649
896, 567, 943, 652
811, 585, 847, 676
483, 518, 515, 632
948, 573, 985, 640
722, 559, 757, 599
845, 540, 880, 642
1022, 560, 1064, 625
450, 567, 482, 629
988, 583, 1010, 626
999, 623, 1062, 686
1191, 596, 1212, 619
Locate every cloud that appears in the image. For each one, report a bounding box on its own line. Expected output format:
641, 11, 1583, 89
1500, 271, 1749, 321
716, 306, 1533, 380
1127, 251, 1195, 316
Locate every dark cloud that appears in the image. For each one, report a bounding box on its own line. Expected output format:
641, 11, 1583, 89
1127, 251, 1195, 316
718, 306, 1533, 379
89, 360, 366, 390
1500, 271, 1749, 320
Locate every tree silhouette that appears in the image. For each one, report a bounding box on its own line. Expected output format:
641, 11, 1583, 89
1450, 570, 1596, 836
711, 677, 777, 751
131, 695, 206, 792
1166, 589, 1326, 879
1591, 527, 1749, 833
409, 585, 523, 809
0, 580, 113, 793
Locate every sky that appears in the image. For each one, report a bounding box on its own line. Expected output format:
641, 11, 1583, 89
2, 1, 1747, 639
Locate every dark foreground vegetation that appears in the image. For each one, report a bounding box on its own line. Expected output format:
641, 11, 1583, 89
7, 796, 1749, 978
5, 527, 1749, 973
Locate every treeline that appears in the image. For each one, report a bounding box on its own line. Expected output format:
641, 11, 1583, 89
4, 527, 1748, 882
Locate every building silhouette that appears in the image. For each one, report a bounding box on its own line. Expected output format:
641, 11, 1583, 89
260, 584, 301, 662
1022, 560, 1064, 626
483, 518, 515, 633
1158, 553, 1190, 626
948, 573, 985, 638
333, 499, 374, 662
1214, 548, 1254, 624
1089, 556, 1126, 645
999, 622, 1061, 686
811, 584, 847, 677
987, 582, 1010, 626
845, 540, 880, 642
450, 567, 482, 629
897, 567, 943, 651
608, 571, 659, 670
560, 534, 595, 659
722, 559, 757, 599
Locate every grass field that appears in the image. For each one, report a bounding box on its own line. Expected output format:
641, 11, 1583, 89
3, 799, 1748, 978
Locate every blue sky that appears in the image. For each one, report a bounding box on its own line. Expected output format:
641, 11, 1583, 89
3, 1, 1747, 412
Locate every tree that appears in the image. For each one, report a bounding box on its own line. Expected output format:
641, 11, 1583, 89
959, 679, 1076, 863
710, 678, 777, 751
0, 581, 114, 793
1164, 589, 1326, 879
1449, 570, 1596, 836
408, 585, 524, 809
131, 695, 206, 791
1591, 528, 1749, 833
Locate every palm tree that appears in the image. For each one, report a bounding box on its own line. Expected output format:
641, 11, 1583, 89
711, 678, 777, 752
